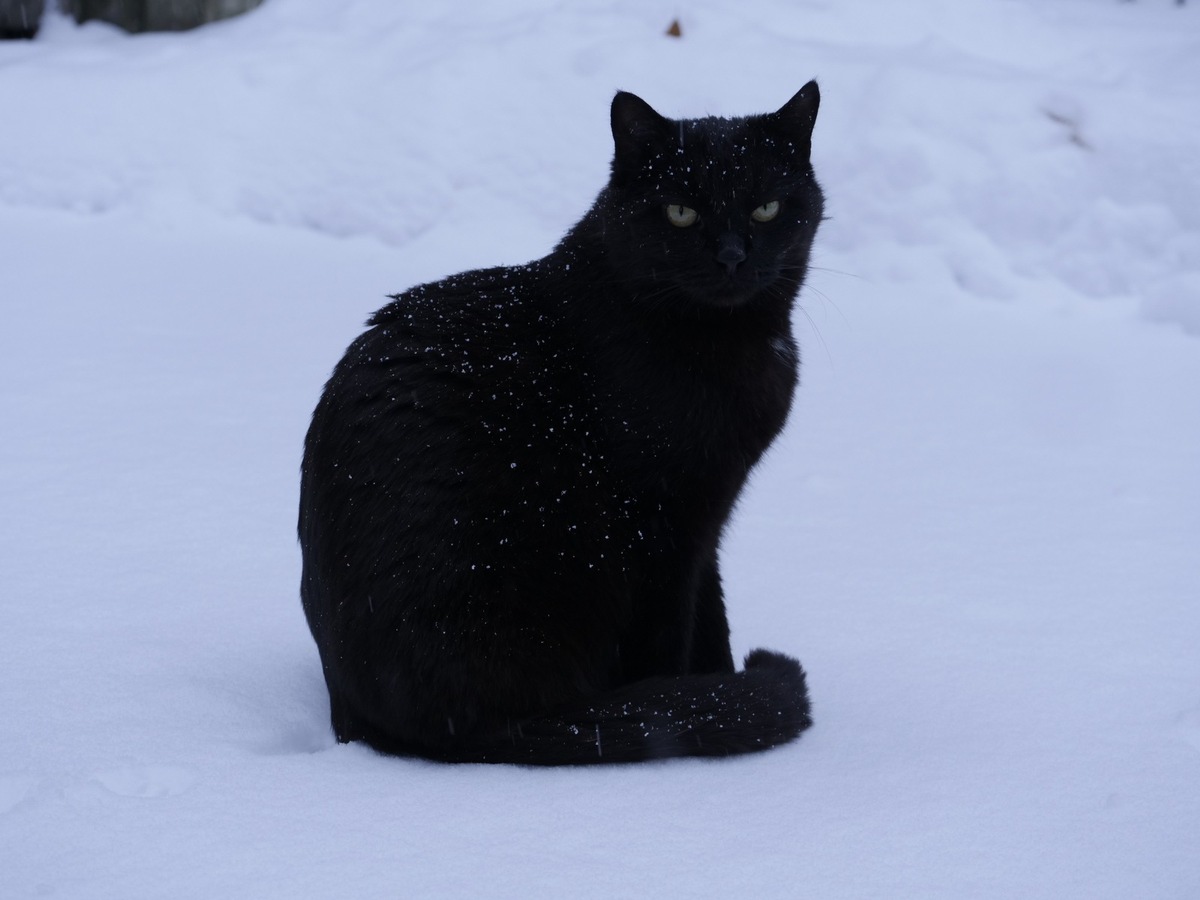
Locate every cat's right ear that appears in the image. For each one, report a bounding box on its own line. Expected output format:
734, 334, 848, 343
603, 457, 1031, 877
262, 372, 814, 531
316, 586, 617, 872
611, 91, 671, 173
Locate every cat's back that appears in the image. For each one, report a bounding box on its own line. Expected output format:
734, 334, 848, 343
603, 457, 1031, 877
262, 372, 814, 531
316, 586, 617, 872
361, 263, 557, 374
301, 260, 592, 542
299, 257, 626, 654
315, 262, 574, 431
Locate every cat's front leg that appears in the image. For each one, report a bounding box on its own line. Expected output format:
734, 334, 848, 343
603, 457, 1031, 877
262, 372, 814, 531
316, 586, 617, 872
688, 554, 736, 675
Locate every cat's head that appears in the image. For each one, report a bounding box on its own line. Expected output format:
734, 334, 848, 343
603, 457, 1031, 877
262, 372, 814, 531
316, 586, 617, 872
596, 83, 824, 309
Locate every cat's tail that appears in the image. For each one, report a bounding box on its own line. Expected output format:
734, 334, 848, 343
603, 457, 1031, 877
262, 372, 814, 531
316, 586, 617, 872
408, 649, 811, 766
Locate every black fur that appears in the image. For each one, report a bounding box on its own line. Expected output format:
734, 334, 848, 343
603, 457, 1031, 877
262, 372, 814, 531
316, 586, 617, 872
299, 83, 824, 765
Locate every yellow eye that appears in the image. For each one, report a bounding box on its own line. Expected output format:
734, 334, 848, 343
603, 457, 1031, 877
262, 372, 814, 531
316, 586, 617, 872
751, 200, 780, 223
665, 204, 698, 228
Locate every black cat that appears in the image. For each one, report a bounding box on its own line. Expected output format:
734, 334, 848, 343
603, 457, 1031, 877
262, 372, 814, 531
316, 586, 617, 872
299, 83, 825, 764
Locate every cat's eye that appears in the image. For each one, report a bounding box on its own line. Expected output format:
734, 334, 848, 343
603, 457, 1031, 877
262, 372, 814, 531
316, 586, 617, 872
665, 204, 698, 228
751, 200, 781, 223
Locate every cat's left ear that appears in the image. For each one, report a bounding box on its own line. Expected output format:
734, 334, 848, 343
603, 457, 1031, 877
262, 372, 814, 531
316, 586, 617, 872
611, 91, 671, 173
769, 80, 820, 144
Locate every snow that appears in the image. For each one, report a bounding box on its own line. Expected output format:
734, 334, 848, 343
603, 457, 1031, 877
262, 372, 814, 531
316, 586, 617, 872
2, 0, 1198, 897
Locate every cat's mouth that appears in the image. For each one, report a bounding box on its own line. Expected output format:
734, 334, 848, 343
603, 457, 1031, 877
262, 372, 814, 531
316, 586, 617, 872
689, 267, 777, 308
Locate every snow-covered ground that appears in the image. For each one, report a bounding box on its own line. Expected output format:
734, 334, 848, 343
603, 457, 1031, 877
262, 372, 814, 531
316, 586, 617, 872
3, 1, 1198, 896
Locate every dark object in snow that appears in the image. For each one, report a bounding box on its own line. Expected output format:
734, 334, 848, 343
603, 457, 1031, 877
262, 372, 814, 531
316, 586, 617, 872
1043, 108, 1092, 152
0, 0, 44, 38
61, 0, 263, 34
299, 84, 824, 765
665, 18, 682, 38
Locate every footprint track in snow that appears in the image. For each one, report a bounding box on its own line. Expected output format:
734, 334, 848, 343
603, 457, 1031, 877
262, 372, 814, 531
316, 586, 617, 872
1177, 707, 1200, 756
92, 765, 197, 799
0, 775, 41, 815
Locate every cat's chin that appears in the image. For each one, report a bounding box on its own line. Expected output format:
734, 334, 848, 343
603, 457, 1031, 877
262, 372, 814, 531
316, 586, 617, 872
688, 274, 778, 309
694, 290, 756, 309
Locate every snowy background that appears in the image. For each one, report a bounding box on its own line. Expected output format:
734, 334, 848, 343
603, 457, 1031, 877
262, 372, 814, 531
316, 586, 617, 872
2, 0, 1198, 896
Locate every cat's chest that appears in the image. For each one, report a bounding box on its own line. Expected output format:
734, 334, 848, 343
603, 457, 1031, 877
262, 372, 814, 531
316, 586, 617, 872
592, 324, 797, 488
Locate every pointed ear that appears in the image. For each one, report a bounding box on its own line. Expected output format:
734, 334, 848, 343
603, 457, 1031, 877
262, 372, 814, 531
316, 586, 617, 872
770, 80, 820, 143
611, 90, 671, 173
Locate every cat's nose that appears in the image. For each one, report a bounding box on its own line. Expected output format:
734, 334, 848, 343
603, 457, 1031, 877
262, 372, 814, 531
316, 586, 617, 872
715, 233, 746, 274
